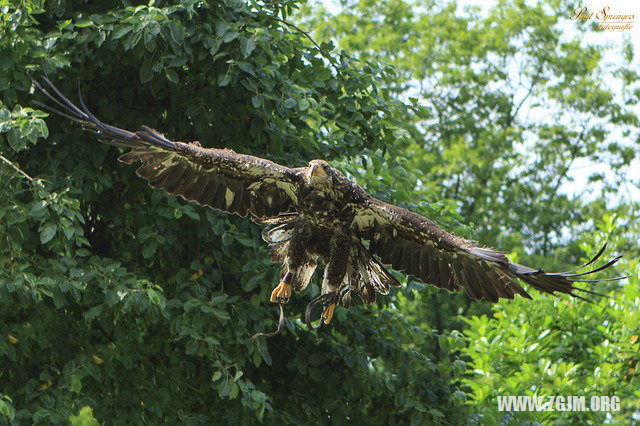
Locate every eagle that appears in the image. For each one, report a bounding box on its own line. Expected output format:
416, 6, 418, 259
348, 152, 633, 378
32, 76, 623, 335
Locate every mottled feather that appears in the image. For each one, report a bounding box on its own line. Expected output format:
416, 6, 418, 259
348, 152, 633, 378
33, 75, 625, 312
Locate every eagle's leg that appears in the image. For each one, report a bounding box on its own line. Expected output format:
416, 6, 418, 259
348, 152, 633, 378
320, 235, 349, 324
270, 225, 317, 303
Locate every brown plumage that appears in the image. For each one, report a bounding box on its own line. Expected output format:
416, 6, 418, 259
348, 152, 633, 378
32, 76, 625, 331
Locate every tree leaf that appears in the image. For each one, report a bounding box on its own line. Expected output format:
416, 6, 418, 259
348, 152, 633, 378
40, 224, 56, 244
75, 18, 93, 28
165, 68, 179, 84
242, 37, 255, 58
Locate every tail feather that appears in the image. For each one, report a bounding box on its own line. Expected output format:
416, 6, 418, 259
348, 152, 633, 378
261, 220, 297, 244
345, 243, 402, 306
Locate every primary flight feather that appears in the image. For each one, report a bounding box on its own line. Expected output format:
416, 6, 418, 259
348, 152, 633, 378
32, 76, 624, 331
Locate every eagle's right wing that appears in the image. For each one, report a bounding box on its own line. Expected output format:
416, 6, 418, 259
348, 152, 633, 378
352, 193, 623, 302
33, 76, 302, 217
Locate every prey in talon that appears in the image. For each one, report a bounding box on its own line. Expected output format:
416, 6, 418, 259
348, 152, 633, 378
32, 75, 626, 338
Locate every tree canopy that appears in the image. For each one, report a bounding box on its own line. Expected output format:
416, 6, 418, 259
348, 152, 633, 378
1, 0, 638, 424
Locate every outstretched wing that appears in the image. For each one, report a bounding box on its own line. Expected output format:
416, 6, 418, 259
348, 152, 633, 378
32, 76, 302, 217
352, 195, 623, 302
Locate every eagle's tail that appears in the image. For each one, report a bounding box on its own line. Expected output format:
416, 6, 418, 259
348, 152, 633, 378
259, 215, 298, 244
260, 217, 296, 262
30, 75, 176, 151
342, 244, 402, 307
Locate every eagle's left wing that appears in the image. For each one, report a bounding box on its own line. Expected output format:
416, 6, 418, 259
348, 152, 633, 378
351, 194, 622, 302
32, 77, 301, 218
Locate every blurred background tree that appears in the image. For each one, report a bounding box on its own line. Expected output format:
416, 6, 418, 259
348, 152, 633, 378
303, 0, 640, 422
0, 0, 638, 424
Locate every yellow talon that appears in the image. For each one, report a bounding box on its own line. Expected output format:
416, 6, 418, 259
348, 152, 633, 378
270, 281, 292, 303
321, 303, 336, 324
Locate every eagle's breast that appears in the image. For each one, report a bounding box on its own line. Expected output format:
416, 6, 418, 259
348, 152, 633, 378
298, 183, 354, 232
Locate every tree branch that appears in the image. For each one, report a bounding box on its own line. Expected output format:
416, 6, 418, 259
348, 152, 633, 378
268, 15, 339, 69
0, 153, 39, 186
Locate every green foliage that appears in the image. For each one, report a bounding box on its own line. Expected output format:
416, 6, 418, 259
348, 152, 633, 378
462, 218, 640, 424
305, 0, 639, 252
0, 104, 48, 151
1, 0, 638, 424
304, 0, 640, 352
0, 0, 465, 423
69, 406, 100, 426
303, 0, 639, 422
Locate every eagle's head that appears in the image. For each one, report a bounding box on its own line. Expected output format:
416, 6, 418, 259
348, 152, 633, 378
306, 159, 334, 188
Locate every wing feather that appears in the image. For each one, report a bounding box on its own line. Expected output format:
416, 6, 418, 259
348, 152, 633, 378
353, 194, 623, 302
417, 249, 431, 283
33, 76, 301, 218
410, 250, 422, 279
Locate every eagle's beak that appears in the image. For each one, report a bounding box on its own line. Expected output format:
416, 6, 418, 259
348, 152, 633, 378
310, 165, 327, 177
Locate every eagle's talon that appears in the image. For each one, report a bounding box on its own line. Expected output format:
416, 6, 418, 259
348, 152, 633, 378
270, 281, 291, 303
321, 303, 336, 324
305, 292, 339, 330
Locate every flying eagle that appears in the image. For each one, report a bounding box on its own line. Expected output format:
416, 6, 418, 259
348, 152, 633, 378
32, 76, 623, 335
